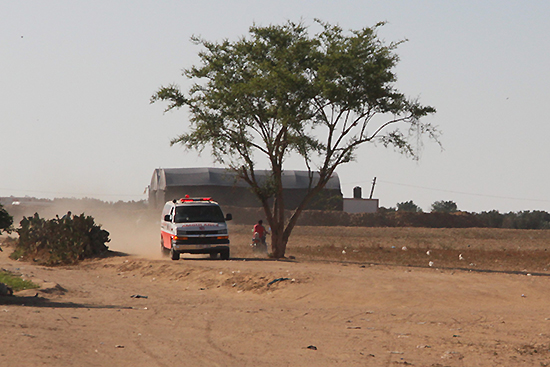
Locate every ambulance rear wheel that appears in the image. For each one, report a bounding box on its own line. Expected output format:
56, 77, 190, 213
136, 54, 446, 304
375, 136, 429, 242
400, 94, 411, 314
170, 248, 180, 261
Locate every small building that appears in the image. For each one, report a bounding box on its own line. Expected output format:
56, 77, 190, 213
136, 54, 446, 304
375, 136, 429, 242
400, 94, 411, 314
343, 186, 379, 213
148, 167, 343, 210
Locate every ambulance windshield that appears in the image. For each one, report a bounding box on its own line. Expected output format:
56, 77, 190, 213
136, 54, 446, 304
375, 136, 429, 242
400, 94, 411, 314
174, 205, 225, 223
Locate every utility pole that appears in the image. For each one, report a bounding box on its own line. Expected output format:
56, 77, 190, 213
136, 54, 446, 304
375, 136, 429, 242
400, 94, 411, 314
369, 177, 377, 199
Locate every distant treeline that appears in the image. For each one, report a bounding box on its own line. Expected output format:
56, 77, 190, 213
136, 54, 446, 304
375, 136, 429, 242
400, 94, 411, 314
300, 210, 550, 229
227, 207, 550, 229
2, 197, 550, 230
474, 210, 550, 230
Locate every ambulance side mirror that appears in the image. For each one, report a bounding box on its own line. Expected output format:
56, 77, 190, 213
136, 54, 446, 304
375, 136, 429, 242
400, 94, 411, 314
225, 213, 232, 221
164, 214, 171, 222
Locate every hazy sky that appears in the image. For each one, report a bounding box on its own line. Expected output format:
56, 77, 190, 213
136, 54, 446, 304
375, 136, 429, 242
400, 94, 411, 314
2, 1, 550, 213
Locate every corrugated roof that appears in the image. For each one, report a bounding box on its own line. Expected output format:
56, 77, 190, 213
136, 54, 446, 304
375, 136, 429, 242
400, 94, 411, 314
151, 167, 340, 190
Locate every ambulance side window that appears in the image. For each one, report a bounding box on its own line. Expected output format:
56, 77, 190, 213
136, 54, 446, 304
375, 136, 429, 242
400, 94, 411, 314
162, 203, 173, 222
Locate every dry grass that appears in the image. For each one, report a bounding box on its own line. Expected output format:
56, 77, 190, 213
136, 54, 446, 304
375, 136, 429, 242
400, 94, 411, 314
228, 224, 550, 273
7, 204, 550, 275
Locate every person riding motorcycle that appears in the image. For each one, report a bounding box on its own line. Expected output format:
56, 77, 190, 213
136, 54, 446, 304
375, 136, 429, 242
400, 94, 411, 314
251, 220, 269, 253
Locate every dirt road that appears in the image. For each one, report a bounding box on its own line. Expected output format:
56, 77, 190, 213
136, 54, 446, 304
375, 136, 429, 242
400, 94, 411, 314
2, 243, 550, 367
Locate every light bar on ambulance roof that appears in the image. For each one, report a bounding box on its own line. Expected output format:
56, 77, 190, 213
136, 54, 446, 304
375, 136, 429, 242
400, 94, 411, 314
178, 196, 213, 203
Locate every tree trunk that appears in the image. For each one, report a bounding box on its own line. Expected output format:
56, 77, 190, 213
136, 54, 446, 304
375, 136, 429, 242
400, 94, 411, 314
270, 222, 287, 259
258, 167, 332, 259
277, 183, 325, 259
269, 182, 287, 259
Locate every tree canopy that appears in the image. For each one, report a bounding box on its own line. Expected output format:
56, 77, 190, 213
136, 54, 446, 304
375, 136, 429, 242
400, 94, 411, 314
151, 20, 438, 258
431, 200, 458, 213
397, 200, 423, 213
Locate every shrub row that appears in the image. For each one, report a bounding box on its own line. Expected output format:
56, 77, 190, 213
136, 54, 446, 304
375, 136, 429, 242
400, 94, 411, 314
11, 212, 110, 265
226, 206, 550, 229
476, 210, 550, 230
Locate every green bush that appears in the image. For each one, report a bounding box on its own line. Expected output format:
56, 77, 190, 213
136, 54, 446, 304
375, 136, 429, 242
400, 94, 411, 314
0, 204, 13, 234
11, 212, 110, 265
0, 203, 14, 253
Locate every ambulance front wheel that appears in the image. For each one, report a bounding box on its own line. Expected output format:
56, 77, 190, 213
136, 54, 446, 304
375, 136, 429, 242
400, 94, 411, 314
220, 249, 230, 260
170, 247, 180, 260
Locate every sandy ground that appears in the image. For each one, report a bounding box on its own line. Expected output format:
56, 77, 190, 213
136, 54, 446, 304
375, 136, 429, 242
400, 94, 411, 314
2, 238, 550, 367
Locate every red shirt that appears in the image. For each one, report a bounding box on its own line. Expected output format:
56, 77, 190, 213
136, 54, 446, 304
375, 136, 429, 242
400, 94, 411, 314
253, 224, 266, 237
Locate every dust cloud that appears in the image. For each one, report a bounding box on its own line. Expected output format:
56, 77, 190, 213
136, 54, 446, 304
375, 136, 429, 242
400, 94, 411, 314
91, 209, 162, 258
5, 199, 163, 259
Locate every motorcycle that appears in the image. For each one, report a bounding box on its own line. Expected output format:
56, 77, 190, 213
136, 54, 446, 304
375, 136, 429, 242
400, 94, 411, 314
250, 231, 268, 253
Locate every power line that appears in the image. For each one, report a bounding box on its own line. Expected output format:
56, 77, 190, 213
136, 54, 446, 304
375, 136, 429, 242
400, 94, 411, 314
341, 179, 550, 203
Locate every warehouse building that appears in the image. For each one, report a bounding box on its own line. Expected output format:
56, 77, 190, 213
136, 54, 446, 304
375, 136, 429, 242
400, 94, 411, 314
148, 167, 343, 210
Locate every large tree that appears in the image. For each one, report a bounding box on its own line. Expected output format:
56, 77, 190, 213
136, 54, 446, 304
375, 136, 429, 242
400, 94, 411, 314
152, 20, 438, 258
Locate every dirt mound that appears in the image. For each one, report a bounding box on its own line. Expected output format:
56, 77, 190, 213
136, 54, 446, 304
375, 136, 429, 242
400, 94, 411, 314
83, 258, 299, 294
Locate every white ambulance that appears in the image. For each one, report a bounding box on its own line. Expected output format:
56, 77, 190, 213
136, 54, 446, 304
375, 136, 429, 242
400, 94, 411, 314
160, 196, 232, 260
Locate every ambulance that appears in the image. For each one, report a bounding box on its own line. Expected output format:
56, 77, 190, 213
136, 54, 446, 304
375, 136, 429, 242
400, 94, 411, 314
160, 196, 232, 260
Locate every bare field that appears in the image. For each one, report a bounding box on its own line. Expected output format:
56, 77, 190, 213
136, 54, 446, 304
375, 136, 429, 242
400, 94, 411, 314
2, 209, 550, 366
228, 224, 550, 274
90, 208, 550, 274
8, 205, 550, 273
